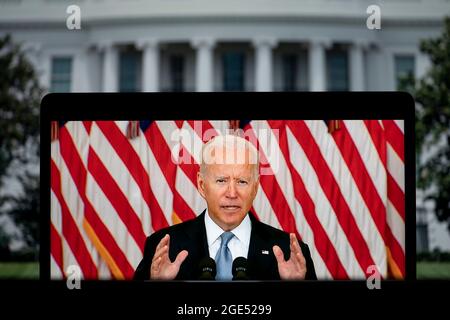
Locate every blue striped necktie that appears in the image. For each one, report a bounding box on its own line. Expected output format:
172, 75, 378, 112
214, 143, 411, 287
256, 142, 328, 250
215, 232, 234, 280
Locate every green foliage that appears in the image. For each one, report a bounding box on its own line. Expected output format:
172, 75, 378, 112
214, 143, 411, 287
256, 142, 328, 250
6, 172, 40, 250
0, 34, 41, 180
0, 34, 42, 255
417, 249, 450, 262
413, 17, 450, 232
0, 262, 39, 279
0, 226, 11, 258
417, 262, 450, 279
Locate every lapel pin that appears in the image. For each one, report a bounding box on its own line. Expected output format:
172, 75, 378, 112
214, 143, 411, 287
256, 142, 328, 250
262, 250, 269, 255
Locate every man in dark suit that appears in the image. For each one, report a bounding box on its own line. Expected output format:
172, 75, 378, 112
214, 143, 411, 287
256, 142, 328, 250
134, 134, 316, 280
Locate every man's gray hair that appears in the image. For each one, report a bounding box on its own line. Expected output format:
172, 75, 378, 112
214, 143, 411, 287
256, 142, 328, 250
199, 134, 259, 179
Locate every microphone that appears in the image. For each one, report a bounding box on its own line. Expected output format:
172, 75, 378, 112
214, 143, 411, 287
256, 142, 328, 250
198, 257, 216, 280
232, 257, 249, 280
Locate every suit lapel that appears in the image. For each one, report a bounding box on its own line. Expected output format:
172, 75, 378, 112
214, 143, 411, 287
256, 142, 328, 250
175, 211, 209, 279
184, 211, 209, 258
247, 214, 278, 280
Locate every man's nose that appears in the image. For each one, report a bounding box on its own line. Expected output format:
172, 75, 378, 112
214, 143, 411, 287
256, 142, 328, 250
226, 182, 238, 198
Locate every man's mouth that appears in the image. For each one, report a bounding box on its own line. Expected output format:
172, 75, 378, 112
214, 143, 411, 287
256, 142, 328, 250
220, 205, 241, 211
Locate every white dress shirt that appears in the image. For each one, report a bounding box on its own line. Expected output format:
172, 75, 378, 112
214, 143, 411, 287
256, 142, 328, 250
204, 209, 251, 261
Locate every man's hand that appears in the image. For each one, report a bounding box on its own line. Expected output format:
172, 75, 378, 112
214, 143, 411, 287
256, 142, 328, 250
150, 234, 188, 280
273, 233, 307, 280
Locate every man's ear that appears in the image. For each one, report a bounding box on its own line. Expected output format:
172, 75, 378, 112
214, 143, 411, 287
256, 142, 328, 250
197, 172, 206, 199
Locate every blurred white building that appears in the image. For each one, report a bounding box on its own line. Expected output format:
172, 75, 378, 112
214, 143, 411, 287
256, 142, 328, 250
1, 0, 449, 93
1, 0, 450, 251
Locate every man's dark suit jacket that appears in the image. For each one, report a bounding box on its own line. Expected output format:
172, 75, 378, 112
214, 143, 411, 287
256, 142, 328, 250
134, 211, 317, 280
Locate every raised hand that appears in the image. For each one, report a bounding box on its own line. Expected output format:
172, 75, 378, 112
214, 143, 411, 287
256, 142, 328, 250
272, 233, 307, 280
150, 234, 188, 280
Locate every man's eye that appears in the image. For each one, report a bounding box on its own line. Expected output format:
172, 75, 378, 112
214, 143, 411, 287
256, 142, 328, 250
238, 180, 248, 185
216, 179, 226, 184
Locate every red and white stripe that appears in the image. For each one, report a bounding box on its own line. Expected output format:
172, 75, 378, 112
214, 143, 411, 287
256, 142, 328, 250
50, 120, 406, 279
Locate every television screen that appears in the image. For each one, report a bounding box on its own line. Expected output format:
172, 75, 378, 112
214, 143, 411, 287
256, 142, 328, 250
41, 92, 415, 283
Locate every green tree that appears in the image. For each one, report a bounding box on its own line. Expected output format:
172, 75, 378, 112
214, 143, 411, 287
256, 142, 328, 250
0, 226, 11, 259
413, 17, 450, 233
0, 34, 42, 255
6, 172, 40, 252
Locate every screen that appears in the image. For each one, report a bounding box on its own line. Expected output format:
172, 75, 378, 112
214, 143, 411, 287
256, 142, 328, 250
41, 92, 415, 282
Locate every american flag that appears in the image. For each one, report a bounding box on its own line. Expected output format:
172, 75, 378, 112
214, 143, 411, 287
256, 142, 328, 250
50, 120, 405, 280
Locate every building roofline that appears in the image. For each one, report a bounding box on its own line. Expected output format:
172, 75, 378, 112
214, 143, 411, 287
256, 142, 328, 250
0, 14, 445, 29
0, 0, 449, 26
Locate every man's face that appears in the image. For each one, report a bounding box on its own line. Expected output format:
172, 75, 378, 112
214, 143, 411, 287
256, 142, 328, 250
197, 148, 259, 231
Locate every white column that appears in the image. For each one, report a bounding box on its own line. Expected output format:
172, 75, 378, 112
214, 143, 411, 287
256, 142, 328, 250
137, 39, 159, 92
73, 49, 90, 92
23, 43, 42, 74
100, 42, 118, 92
41, 51, 51, 92
416, 52, 430, 79
349, 41, 366, 91
253, 38, 277, 92
192, 38, 215, 92
308, 39, 329, 91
